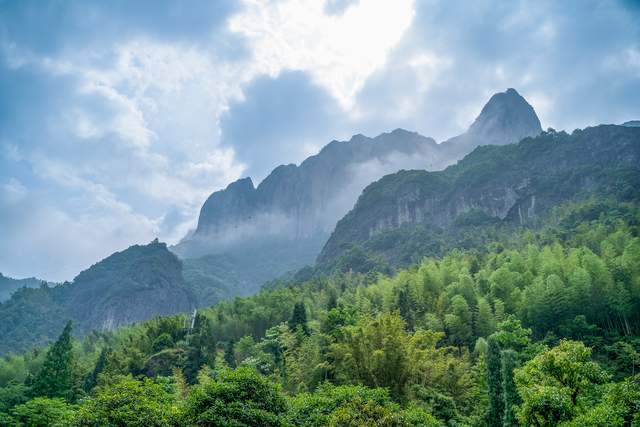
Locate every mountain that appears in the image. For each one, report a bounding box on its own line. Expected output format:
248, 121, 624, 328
0, 240, 194, 354
622, 120, 640, 127
440, 88, 542, 158
174, 88, 542, 297
0, 273, 46, 302
318, 125, 640, 267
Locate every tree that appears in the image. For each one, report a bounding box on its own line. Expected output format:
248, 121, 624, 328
289, 302, 309, 335
501, 350, 520, 427
32, 321, 74, 400
73, 375, 178, 426
485, 336, 503, 427
151, 333, 175, 353
181, 367, 288, 426
84, 347, 110, 392
10, 397, 75, 427
564, 375, 640, 427
224, 339, 237, 369
445, 295, 473, 349
475, 297, 495, 338
514, 340, 609, 426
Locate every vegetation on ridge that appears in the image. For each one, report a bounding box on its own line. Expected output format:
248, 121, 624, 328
0, 198, 639, 425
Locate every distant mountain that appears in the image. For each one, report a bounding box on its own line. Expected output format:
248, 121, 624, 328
0, 240, 194, 354
174, 88, 542, 297
622, 120, 640, 127
440, 88, 542, 158
0, 273, 46, 302
318, 125, 640, 267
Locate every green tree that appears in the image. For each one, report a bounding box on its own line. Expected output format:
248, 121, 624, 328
83, 347, 110, 392
73, 375, 177, 426
445, 295, 473, 348
11, 397, 75, 427
475, 297, 495, 338
182, 367, 288, 426
514, 340, 609, 426
32, 321, 74, 400
152, 333, 175, 353
485, 336, 503, 427
289, 302, 309, 335
501, 350, 520, 427
225, 339, 237, 369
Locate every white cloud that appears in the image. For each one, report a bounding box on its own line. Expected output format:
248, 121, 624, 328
229, 0, 415, 109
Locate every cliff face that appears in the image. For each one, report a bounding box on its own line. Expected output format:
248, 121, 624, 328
174, 129, 442, 259
318, 125, 640, 265
176, 89, 542, 282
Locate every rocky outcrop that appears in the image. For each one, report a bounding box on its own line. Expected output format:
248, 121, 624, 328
174, 129, 443, 259
318, 125, 640, 264
440, 88, 542, 158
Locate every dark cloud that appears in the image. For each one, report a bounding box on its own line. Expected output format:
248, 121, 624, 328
0, 0, 238, 54
220, 71, 351, 182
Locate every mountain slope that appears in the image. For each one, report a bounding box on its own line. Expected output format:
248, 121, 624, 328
0, 274, 46, 302
174, 88, 542, 298
0, 240, 194, 354
318, 125, 640, 266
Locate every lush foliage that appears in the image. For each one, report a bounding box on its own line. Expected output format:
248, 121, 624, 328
0, 199, 639, 425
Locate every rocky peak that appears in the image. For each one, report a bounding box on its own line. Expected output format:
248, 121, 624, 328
467, 88, 542, 144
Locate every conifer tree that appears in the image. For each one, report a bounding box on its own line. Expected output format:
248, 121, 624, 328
397, 286, 414, 330
32, 321, 74, 400
224, 339, 236, 368
289, 302, 309, 335
486, 336, 504, 426
501, 349, 520, 427
84, 347, 110, 392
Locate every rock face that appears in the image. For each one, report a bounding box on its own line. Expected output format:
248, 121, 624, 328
440, 88, 542, 158
174, 89, 543, 294
318, 125, 640, 265
174, 129, 442, 259
0, 240, 195, 354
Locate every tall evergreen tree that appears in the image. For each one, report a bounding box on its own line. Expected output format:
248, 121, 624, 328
84, 347, 110, 392
397, 286, 414, 330
501, 349, 520, 427
32, 321, 74, 400
224, 339, 236, 368
184, 314, 213, 384
289, 302, 309, 335
486, 336, 504, 426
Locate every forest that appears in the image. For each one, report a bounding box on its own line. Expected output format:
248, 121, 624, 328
0, 198, 639, 426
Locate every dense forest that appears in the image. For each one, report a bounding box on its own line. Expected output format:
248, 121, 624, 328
0, 198, 638, 426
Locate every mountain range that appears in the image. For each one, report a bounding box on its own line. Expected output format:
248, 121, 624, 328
173, 88, 542, 296
2, 88, 638, 355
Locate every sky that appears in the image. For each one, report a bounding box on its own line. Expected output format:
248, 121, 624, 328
1, 0, 639, 281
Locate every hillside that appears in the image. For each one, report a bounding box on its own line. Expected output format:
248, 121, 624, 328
0, 274, 45, 302
319, 125, 640, 267
0, 197, 638, 426
0, 240, 194, 354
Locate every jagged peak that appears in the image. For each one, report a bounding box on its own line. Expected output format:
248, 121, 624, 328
466, 88, 542, 143
225, 177, 255, 192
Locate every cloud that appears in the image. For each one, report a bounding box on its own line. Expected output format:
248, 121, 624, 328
0, 0, 639, 281
228, 0, 415, 109
220, 71, 353, 181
